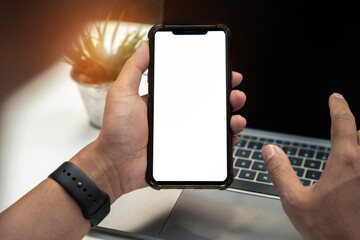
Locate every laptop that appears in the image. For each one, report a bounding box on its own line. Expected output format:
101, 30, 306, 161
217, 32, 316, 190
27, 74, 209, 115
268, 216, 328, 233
96, 1, 360, 239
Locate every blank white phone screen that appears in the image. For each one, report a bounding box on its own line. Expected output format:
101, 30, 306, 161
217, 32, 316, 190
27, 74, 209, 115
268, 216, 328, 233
153, 30, 227, 182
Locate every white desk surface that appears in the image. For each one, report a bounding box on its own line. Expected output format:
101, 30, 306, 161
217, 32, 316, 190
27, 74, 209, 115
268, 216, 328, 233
0, 61, 167, 240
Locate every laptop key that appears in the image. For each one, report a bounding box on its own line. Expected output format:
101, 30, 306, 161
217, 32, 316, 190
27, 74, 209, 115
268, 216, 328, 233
257, 173, 271, 183
310, 145, 326, 150
248, 141, 264, 150
235, 149, 251, 158
236, 139, 248, 148
242, 135, 251, 139
300, 179, 311, 186
260, 137, 274, 143
316, 151, 329, 161
233, 168, 239, 177
283, 146, 297, 156
306, 170, 322, 180
304, 159, 321, 169
298, 149, 315, 158
252, 151, 263, 160
235, 159, 251, 168
252, 161, 267, 171
289, 157, 303, 166
276, 140, 290, 145
239, 170, 256, 180
293, 167, 305, 177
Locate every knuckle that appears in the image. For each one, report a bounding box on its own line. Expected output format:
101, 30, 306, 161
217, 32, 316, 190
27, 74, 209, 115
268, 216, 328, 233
344, 149, 358, 161
333, 111, 355, 122
267, 160, 286, 185
331, 146, 360, 170
341, 148, 359, 167
267, 161, 282, 182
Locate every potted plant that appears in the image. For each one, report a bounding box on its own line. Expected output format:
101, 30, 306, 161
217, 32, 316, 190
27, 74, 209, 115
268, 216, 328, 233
63, 13, 145, 128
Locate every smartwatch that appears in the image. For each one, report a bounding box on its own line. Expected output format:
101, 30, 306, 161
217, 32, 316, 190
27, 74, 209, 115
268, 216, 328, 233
49, 161, 110, 226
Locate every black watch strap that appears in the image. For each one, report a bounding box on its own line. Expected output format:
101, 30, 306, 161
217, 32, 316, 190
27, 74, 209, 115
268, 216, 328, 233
49, 162, 110, 226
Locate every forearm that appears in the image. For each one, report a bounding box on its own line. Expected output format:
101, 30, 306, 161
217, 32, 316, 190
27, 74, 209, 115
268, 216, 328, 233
0, 141, 121, 240
0, 178, 90, 240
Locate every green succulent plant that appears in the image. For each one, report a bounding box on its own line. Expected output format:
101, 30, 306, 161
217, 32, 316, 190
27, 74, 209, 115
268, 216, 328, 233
63, 13, 145, 84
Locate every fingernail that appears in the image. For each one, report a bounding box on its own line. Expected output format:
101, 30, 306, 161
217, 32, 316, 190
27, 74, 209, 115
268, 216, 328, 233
333, 93, 344, 99
262, 145, 276, 163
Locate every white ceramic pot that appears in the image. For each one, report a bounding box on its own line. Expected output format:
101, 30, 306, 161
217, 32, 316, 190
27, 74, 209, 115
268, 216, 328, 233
76, 81, 112, 128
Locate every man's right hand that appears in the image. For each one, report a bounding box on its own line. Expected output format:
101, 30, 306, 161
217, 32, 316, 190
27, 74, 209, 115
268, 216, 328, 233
262, 93, 360, 240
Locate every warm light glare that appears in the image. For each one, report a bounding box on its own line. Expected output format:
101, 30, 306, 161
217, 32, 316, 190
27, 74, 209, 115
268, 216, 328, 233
90, 21, 150, 54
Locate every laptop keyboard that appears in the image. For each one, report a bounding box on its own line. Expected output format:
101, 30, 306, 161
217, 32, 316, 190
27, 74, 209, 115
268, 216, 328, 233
230, 134, 330, 197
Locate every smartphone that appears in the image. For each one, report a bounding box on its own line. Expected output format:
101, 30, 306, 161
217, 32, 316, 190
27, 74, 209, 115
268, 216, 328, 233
147, 24, 232, 189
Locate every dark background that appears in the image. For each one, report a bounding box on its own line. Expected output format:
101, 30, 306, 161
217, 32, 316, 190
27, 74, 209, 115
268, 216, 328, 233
164, 0, 360, 139
1, 0, 359, 139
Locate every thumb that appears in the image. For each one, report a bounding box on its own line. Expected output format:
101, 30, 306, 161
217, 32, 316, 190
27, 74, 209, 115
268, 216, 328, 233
112, 41, 149, 94
262, 145, 303, 197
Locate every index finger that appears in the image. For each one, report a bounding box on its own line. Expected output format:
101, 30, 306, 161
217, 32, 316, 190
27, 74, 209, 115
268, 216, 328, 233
232, 72, 243, 88
329, 93, 358, 147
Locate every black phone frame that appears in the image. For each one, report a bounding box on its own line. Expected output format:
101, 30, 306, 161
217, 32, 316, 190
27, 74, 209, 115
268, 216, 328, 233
146, 24, 233, 190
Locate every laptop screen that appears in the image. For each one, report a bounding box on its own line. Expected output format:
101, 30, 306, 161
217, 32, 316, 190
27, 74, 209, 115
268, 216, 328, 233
163, 0, 360, 139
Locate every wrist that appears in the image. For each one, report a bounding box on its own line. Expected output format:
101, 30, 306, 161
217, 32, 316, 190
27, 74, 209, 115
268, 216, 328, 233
70, 141, 123, 204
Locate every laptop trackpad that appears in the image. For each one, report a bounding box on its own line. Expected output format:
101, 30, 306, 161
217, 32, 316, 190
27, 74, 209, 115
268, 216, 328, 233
160, 189, 301, 240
